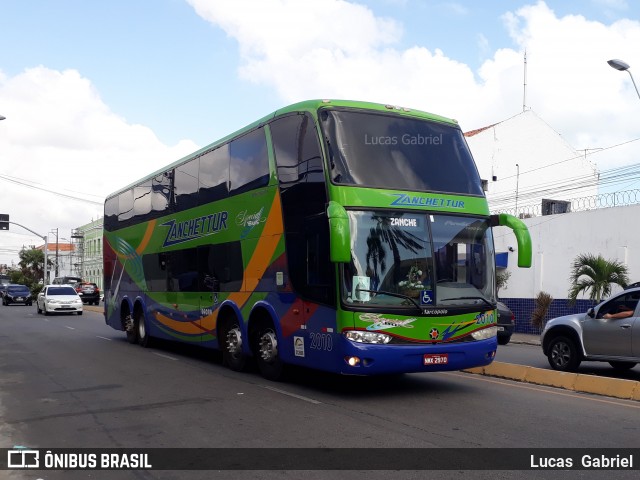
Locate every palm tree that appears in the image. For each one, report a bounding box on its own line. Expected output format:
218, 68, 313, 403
568, 253, 629, 304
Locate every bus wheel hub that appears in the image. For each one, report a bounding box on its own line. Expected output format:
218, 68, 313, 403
124, 315, 134, 332
259, 331, 278, 363
226, 327, 242, 355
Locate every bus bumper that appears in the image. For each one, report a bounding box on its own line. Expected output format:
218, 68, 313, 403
337, 336, 497, 375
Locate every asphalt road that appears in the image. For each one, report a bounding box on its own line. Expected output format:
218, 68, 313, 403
1, 304, 639, 480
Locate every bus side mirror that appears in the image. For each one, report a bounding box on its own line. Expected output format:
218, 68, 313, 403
327, 201, 350, 263
490, 213, 532, 268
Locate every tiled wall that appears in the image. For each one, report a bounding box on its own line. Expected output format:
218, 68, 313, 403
500, 298, 598, 335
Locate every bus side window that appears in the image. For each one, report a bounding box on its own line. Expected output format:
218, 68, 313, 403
229, 128, 269, 196
199, 147, 229, 204
174, 158, 199, 212
271, 113, 333, 306
198, 242, 243, 292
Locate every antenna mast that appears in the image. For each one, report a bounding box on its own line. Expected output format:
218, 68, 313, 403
523, 49, 528, 112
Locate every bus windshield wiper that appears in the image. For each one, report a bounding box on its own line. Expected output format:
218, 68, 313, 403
355, 287, 421, 310
439, 296, 493, 307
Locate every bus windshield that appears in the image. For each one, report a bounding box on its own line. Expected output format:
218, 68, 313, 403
321, 109, 484, 196
342, 211, 495, 309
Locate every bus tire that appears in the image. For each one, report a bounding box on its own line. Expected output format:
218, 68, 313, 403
220, 318, 248, 372
254, 320, 286, 381
136, 309, 152, 348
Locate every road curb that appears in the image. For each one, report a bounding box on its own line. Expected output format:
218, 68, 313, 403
464, 362, 640, 401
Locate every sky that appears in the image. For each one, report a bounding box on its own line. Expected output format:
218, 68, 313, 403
1, 0, 639, 266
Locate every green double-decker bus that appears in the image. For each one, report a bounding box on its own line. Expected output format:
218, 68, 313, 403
104, 99, 531, 380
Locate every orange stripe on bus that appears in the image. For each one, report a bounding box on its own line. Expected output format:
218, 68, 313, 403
136, 219, 157, 255
201, 193, 284, 332
154, 193, 284, 336
154, 311, 204, 335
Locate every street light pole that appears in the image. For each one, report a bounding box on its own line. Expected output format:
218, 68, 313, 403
5, 221, 48, 284
607, 59, 640, 100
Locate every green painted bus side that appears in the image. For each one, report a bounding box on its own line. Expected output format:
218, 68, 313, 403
104, 99, 531, 380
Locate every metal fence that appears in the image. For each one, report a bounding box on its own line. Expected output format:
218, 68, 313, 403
491, 189, 640, 218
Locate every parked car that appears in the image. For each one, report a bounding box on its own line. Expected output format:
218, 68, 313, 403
36, 285, 83, 316
496, 301, 515, 345
76, 282, 100, 305
541, 287, 640, 372
52, 276, 83, 287
3, 284, 32, 306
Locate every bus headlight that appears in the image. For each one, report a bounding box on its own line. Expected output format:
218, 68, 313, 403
344, 331, 392, 344
470, 326, 498, 341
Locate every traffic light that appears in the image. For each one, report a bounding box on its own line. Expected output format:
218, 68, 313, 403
0, 214, 8, 230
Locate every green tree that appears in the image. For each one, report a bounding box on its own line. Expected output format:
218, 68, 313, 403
568, 253, 629, 304
17, 247, 48, 293
496, 270, 511, 295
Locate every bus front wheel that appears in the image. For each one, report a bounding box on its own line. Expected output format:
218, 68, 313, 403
255, 322, 285, 381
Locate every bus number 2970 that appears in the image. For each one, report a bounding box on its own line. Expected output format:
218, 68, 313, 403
310, 332, 333, 351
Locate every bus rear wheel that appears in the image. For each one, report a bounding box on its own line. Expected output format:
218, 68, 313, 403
221, 319, 248, 372
254, 322, 285, 381
136, 310, 152, 348
124, 313, 138, 344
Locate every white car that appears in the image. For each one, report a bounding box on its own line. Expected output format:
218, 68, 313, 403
36, 285, 83, 316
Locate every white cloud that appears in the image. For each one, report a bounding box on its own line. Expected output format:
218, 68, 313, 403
593, 0, 628, 12
188, 0, 640, 169
0, 67, 198, 266
2, 0, 640, 267
442, 2, 470, 15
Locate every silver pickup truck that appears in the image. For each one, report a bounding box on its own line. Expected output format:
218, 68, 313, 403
541, 287, 640, 372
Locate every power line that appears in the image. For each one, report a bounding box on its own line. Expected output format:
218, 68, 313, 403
0, 173, 104, 205
492, 136, 640, 182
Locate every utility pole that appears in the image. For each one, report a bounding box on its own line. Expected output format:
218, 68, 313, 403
523, 50, 528, 112
54, 228, 59, 277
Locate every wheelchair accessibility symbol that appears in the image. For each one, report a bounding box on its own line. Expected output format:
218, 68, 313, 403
420, 290, 434, 305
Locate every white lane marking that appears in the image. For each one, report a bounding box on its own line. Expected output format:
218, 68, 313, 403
263, 385, 322, 404
96, 336, 113, 341
153, 352, 178, 361
65, 326, 75, 330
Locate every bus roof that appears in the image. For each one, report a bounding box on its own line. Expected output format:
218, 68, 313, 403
105, 99, 459, 200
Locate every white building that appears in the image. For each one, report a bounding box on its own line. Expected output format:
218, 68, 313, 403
76, 218, 104, 289
465, 110, 599, 216
465, 111, 638, 333
37, 242, 76, 283
494, 204, 640, 301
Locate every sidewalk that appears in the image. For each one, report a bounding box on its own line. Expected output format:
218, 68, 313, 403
510, 332, 541, 346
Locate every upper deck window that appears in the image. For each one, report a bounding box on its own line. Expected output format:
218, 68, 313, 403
320, 109, 484, 196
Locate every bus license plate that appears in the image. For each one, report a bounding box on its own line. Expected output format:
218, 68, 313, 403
424, 354, 448, 365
